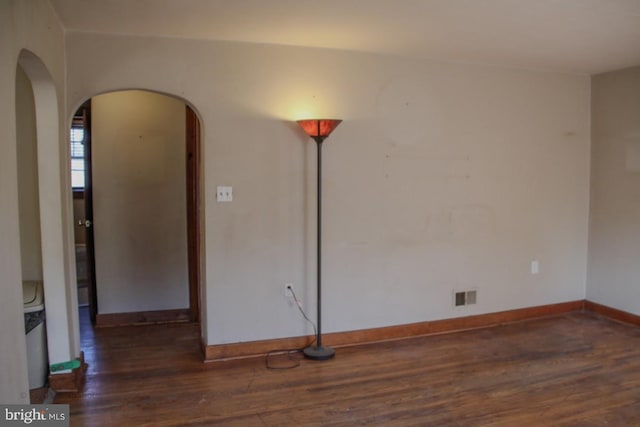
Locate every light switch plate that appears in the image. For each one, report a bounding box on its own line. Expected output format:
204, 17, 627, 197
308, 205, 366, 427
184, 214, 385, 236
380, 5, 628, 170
217, 186, 233, 202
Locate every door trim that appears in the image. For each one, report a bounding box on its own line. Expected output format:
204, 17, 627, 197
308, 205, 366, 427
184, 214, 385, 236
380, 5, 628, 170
74, 101, 98, 323
186, 106, 201, 323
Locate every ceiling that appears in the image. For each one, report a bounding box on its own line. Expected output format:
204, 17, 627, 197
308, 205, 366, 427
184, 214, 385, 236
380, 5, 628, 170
49, 0, 640, 75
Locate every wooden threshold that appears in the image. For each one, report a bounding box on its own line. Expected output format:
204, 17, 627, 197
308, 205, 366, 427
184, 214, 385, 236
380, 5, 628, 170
204, 300, 585, 361
95, 308, 190, 327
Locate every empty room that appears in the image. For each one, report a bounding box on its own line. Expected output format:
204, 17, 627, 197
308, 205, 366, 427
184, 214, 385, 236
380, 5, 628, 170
2, 0, 640, 425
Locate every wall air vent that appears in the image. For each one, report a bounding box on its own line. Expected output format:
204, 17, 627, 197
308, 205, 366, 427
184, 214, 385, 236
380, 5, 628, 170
454, 289, 478, 308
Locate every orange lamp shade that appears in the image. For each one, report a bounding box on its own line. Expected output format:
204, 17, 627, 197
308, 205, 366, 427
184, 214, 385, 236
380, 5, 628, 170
297, 119, 342, 141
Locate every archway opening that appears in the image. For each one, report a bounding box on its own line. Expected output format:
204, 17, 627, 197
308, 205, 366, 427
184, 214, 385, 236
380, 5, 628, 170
16, 62, 47, 396
70, 90, 202, 330
16, 49, 76, 401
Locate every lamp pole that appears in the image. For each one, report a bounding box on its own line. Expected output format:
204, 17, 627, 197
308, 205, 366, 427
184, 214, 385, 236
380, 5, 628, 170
296, 119, 341, 361
315, 137, 324, 350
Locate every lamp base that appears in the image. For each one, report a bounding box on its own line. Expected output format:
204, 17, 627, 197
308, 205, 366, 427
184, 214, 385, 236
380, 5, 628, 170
303, 345, 335, 360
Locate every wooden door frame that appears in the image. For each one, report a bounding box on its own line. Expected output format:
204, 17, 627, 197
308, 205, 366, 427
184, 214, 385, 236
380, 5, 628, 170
78, 100, 202, 325
73, 101, 99, 323
186, 106, 201, 323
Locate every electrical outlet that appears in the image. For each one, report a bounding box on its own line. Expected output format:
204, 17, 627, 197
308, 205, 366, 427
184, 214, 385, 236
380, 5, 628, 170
531, 260, 540, 275
284, 283, 293, 298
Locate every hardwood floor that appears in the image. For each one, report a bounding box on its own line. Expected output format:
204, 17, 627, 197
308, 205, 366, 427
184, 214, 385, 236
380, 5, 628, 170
55, 309, 640, 426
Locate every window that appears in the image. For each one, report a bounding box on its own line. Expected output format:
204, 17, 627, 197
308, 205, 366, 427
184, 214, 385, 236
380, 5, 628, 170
70, 126, 85, 189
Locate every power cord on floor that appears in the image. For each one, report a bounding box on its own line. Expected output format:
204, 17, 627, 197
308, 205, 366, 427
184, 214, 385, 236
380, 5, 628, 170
265, 288, 316, 370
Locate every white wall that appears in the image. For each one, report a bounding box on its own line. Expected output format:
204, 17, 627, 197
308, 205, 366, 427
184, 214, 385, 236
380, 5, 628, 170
1, 0, 72, 404
16, 66, 43, 282
588, 66, 640, 314
66, 33, 591, 347
92, 90, 189, 313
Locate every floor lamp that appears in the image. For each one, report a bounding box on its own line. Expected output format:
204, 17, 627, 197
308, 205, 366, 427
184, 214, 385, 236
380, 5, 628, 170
297, 119, 342, 360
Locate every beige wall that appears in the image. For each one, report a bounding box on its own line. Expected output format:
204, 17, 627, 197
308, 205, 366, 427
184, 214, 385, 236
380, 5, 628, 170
16, 66, 43, 282
92, 90, 189, 313
66, 33, 591, 346
588, 67, 640, 314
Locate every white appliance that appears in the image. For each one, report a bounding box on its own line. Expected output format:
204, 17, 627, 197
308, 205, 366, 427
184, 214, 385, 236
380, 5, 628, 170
23, 280, 48, 389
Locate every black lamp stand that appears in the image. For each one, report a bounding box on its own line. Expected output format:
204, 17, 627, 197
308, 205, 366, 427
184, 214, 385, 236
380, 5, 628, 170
303, 135, 335, 360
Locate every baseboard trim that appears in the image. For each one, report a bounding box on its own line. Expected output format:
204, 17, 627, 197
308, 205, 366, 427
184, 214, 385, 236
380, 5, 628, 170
95, 308, 190, 327
584, 300, 640, 327
49, 352, 88, 393
204, 300, 584, 362
205, 336, 312, 361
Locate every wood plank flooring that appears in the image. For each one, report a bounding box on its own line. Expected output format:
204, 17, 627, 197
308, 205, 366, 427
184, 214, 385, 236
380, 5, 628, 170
55, 309, 640, 426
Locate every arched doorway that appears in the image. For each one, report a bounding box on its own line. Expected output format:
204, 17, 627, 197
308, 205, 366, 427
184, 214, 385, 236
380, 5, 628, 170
70, 90, 202, 328
16, 49, 78, 396
16, 60, 47, 396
